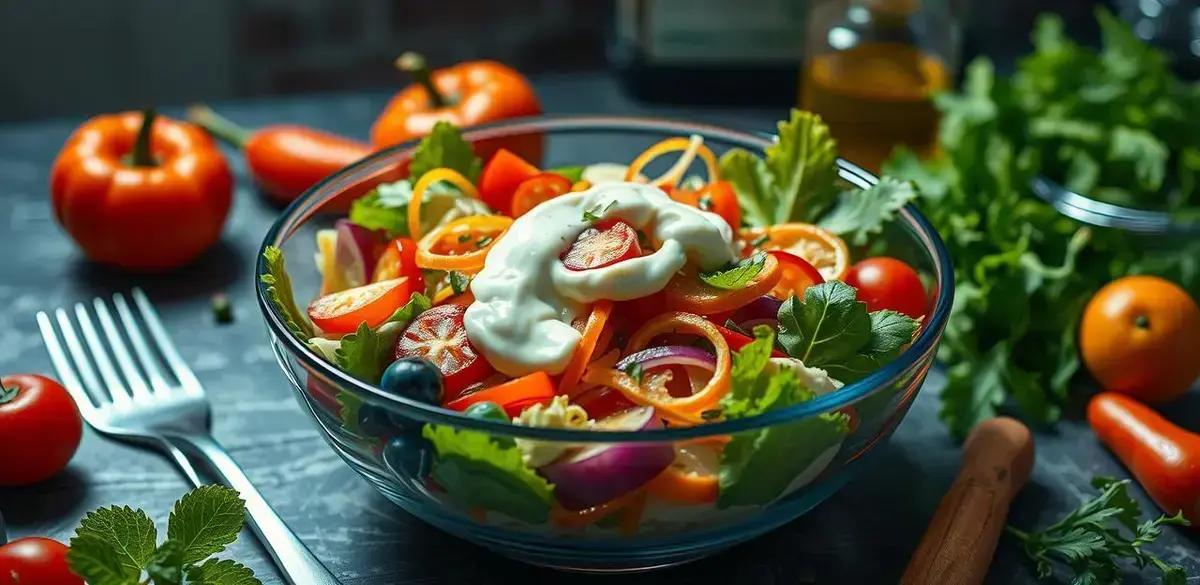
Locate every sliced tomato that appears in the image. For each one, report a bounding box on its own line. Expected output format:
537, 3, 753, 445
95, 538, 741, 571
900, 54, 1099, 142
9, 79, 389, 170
478, 148, 540, 213
714, 324, 787, 357
308, 278, 415, 335
510, 173, 572, 218
769, 250, 824, 299
562, 220, 642, 271
372, 237, 425, 289
444, 371, 556, 416
574, 385, 636, 420
662, 253, 781, 315
394, 304, 493, 397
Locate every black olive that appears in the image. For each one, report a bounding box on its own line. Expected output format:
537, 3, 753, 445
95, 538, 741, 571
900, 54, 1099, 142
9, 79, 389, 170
382, 434, 432, 479
380, 357, 443, 405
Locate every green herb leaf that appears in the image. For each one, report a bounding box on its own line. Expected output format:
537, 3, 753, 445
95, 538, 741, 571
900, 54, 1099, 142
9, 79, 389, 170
548, 165, 585, 183
261, 246, 315, 340
66, 533, 136, 585
334, 322, 389, 384
819, 178, 918, 245
145, 539, 185, 585
422, 424, 555, 523
186, 558, 262, 585
349, 180, 490, 236
210, 293, 233, 324
720, 325, 777, 419
166, 485, 246, 565
776, 282, 871, 366
582, 200, 616, 223
409, 121, 483, 183
699, 253, 766, 290
718, 110, 839, 227
621, 362, 644, 386
1008, 477, 1190, 584
72, 505, 158, 577
449, 271, 470, 295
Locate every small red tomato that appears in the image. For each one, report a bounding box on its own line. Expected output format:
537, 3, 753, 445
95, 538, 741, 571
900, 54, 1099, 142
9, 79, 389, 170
0, 537, 83, 585
0, 375, 82, 486
844, 257, 927, 318
372, 237, 425, 290
307, 278, 415, 335
509, 173, 572, 218
394, 304, 493, 398
561, 220, 641, 271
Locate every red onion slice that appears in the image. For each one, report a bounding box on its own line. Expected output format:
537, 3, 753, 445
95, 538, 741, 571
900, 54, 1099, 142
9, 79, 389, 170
728, 295, 783, 330
334, 219, 378, 288
540, 406, 674, 510
614, 345, 717, 373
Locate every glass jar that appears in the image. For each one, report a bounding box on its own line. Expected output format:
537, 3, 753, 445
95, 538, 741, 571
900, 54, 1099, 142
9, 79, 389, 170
801, 0, 960, 172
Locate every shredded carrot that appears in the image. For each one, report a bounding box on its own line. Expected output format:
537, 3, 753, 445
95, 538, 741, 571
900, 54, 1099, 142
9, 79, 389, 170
558, 301, 613, 396
407, 167, 480, 242
624, 135, 720, 188
415, 215, 511, 272
585, 311, 734, 424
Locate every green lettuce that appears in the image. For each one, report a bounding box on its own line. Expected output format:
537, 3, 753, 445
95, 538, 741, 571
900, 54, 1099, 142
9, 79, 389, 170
422, 424, 554, 523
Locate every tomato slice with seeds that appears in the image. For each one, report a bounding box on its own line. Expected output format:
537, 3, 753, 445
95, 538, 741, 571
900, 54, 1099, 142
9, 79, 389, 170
478, 148, 541, 213
769, 250, 824, 299
562, 220, 642, 271
510, 173, 573, 218
308, 278, 415, 336
394, 304, 493, 398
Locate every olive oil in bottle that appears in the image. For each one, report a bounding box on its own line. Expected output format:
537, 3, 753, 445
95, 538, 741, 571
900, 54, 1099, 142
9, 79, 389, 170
801, 0, 959, 172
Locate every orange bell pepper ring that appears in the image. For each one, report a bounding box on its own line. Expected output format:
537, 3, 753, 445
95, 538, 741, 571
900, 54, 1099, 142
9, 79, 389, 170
370, 52, 542, 162
50, 109, 233, 272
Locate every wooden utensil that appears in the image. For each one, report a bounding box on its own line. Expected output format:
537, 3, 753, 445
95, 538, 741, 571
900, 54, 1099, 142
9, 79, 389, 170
900, 417, 1035, 585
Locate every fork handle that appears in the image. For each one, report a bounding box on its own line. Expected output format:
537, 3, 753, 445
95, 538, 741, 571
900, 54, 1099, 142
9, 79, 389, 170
172, 434, 341, 585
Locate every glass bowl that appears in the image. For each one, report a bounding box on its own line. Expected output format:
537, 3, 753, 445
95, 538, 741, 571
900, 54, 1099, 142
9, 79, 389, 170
256, 115, 954, 572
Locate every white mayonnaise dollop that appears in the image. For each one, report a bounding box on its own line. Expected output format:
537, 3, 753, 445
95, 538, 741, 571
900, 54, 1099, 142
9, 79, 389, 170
464, 181, 736, 376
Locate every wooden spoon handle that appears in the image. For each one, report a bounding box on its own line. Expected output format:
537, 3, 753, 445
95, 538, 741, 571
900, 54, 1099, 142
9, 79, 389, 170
899, 417, 1035, 585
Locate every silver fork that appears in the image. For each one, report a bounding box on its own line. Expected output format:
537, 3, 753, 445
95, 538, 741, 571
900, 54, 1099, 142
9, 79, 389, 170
37, 288, 339, 585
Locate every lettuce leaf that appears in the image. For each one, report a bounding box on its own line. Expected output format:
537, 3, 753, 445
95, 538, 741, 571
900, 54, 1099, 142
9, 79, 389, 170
260, 246, 315, 340
422, 424, 554, 523
819, 178, 918, 245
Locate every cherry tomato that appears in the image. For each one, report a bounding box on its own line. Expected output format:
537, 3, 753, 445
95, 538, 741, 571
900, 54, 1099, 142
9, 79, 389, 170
445, 371, 556, 416
0, 375, 82, 487
574, 385, 636, 420
372, 237, 425, 291
478, 148, 541, 213
769, 250, 824, 299
844, 257, 927, 318
0, 537, 82, 585
662, 253, 782, 315
562, 220, 642, 271
509, 173, 572, 218
307, 278, 415, 336
1080, 276, 1200, 402
394, 304, 493, 398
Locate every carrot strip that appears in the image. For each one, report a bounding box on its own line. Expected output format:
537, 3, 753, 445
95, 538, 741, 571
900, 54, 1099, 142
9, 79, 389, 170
415, 215, 512, 272
624, 136, 720, 188
558, 301, 613, 396
408, 167, 480, 242
550, 488, 645, 529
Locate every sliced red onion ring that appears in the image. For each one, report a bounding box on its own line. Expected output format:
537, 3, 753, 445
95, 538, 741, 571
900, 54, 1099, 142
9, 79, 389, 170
334, 218, 378, 288
540, 406, 674, 510
614, 345, 717, 373
729, 295, 783, 330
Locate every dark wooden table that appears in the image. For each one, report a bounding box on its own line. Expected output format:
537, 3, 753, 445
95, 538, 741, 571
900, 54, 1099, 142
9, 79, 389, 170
1, 73, 1197, 584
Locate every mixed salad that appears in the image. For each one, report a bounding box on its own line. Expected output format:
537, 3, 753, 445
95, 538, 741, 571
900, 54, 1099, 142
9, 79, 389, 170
262, 110, 930, 529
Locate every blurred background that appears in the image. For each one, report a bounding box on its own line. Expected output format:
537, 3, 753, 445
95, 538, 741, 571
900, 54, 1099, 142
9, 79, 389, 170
2, 0, 1198, 124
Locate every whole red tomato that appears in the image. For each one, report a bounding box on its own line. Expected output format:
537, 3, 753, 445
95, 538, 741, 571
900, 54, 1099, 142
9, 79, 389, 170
844, 257, 928, 318
0, 375, 83, 486
0, 537, 83, 585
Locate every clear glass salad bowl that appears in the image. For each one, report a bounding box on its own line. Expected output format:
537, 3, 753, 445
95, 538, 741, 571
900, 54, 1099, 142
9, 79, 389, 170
256, 115, 954, 572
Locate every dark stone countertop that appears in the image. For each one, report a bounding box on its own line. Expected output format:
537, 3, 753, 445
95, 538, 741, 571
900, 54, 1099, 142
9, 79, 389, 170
1, 73, 1197, 584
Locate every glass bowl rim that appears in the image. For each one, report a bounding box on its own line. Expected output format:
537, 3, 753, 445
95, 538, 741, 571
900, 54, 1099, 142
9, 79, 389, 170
256, 114, 955, 441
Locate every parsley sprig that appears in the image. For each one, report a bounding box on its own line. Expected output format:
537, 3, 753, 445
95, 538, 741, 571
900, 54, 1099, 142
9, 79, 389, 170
699, 252, 767, 290
581, 201, 616, 223
1008, 477, 1190, 584
67, 485, 262, 585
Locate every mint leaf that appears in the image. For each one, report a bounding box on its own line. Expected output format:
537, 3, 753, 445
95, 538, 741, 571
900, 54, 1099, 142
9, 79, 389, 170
719, 110, 839, 227
145, 540, 185, 585
261, 246, 315, 340
66, 533, 136, 585
699, 253, 766, 290
819, 178, 918, 245
423, 424, 555, 523
776, 282, 871, 366
166, 485, 246, 565
821, 310, 919, 383
186, 559, 262, 585
409, 121, 482, 183
72, 505, 158, 577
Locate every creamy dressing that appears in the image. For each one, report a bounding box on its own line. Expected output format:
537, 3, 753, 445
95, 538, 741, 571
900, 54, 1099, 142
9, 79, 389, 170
464, 182, 737, 376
